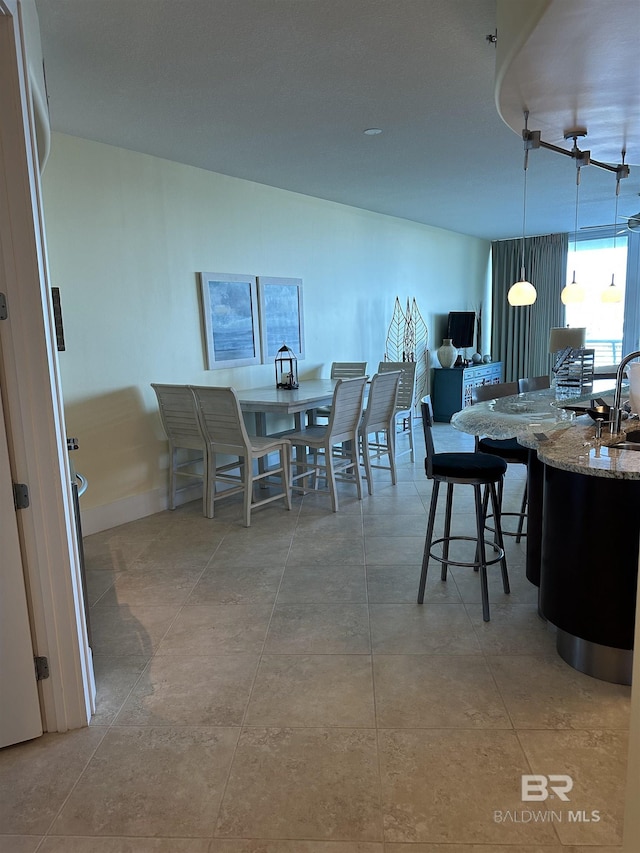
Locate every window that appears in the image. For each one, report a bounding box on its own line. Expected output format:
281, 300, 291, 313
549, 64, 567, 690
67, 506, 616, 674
564, 235, 627, 367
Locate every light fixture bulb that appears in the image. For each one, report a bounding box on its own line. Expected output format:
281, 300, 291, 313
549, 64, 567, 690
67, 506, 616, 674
601, 274, 623, 303
508, 278, 537, 306
561, 271, 585, 305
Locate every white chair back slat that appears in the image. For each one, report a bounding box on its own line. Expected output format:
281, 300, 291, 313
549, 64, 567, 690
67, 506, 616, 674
151, 384, 203, 448
378, 361, 416, 412
330, 361, 367, 379
361, 371, 401, 432
327, 376, 368, 442
189, 384, 291, 526
190, 385, 251, 453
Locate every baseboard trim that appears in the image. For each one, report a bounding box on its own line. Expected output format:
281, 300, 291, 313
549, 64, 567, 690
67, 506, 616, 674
79, 485, 202, 535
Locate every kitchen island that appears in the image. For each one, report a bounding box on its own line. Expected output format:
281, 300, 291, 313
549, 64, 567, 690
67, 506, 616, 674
451, 385, 640, 684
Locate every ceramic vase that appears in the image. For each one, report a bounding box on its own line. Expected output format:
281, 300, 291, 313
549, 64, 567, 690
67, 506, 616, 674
436, 338, 457, 369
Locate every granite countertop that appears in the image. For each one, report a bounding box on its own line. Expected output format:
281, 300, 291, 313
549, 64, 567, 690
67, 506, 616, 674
451, 384, 640, 480
518, 416, 640, 480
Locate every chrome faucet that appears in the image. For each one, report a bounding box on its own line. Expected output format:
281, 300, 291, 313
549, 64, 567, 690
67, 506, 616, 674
610, 350, 640, 434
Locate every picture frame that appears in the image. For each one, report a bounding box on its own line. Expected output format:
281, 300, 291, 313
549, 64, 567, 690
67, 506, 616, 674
199, 272, 261, 368
257, 276, 305, 362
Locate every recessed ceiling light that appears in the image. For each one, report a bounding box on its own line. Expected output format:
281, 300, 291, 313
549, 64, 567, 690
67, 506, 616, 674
363, 128, 382, 136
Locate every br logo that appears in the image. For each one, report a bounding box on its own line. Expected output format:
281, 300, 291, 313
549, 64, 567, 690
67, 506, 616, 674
521, 774, 573, 802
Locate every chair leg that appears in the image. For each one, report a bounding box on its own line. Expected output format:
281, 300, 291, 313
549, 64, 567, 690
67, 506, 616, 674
361, 432, 374, 496
351, 440, 363, 501
407, 411, 414, 463
474, 485, 487, 569
442, 482, 454, 579
291, 447, 311, 494
489, 481, 510, 594
388, 427, 398, 485
243, 456, 253, 528
281, 446, 292, 511
326, 449, 339, 512
168, 447, 177, 510
205, 451, 216, 519
516, 479, 528, 543
474, 484, 490, 622
418, 480, 440, 603
201, 448, 211, 517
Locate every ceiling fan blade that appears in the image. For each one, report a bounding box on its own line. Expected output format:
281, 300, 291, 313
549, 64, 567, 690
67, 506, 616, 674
579, 223, 617, 230
580, 212, 640, 233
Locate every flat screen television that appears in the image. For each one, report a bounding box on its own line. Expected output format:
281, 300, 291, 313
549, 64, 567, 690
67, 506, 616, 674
446, 311, 475, 349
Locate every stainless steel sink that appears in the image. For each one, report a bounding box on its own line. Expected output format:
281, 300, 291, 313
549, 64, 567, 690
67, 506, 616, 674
606, 428, 640, 451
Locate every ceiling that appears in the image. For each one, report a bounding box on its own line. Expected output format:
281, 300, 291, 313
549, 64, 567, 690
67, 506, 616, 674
34, 0, 640, 241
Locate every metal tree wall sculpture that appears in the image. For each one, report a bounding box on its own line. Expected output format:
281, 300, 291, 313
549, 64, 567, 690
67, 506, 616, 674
384, 297, 430, 403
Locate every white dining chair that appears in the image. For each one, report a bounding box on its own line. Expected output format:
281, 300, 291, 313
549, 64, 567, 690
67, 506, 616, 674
285, 376, 368, 512
189, 385, 291, 526
314, 362, 368, 421
151, 383, 208, 514
358, 370, 401, 494
377, 360, 417, 462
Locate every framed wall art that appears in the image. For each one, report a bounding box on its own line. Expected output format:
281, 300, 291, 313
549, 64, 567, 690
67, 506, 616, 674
199, 272, 261, 368
257, 276, 305, 362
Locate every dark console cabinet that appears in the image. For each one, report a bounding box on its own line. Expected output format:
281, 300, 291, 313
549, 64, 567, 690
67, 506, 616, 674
432, 362, 503, 422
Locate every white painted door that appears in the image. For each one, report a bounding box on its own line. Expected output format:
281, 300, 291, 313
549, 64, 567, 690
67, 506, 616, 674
0, 385, 42, 747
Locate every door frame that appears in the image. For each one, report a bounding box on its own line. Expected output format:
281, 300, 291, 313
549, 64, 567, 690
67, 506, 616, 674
0, 0, 94, 732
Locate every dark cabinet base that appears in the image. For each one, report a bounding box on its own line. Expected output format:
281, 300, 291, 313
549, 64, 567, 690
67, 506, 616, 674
432, 362, 502, 422
540, 465, 639, 683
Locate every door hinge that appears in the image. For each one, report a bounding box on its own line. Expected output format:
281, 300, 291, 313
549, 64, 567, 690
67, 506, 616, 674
0, 292, 7, 320
13, 482, 30, 509
34, 656, 50, 680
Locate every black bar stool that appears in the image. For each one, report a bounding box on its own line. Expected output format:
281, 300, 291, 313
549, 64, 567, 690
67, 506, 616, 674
472, 381, 529, 543
418, 395, 510, 622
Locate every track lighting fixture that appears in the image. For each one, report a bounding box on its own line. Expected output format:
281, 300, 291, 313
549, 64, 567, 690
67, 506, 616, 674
508, 116, 630, 307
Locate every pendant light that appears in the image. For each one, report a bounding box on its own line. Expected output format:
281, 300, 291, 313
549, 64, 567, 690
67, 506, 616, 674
507, 112, 537, 306
601, 157, 624, 303
508, 118, 630, 309
561, 158, 585, 305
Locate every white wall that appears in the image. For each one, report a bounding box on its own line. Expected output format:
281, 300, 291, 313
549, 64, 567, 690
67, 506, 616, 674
42, 132, 489, 532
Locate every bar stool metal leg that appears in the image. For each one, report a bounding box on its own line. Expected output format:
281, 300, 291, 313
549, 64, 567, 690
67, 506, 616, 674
417, 395, 510, 621
442, 482, 454, 579
489, 481, 510, 593
484, 472, 528, 542
418, 477, 509, 620
418, 480, 440, 602
515, 481, 528, 543
473, 484, 490, 621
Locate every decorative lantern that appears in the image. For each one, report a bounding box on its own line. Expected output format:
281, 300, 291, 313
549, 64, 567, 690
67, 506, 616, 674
275, 343, 299, 389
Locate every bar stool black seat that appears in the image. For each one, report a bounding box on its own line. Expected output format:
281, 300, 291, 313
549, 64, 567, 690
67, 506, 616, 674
473, 382, 529, 542
418, 395, 510, 622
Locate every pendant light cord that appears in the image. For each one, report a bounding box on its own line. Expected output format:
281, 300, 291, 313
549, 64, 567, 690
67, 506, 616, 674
573, 165, 580, 255
520, 111, 529, 280
610, 150, 624, 288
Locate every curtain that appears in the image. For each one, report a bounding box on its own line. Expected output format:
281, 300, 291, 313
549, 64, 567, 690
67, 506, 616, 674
623, 230, 640, 355
492, 233, 568, 382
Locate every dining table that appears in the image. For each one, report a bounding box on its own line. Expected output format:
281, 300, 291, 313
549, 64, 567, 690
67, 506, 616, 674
236, 378, 338, 435
236, 378, 345, 473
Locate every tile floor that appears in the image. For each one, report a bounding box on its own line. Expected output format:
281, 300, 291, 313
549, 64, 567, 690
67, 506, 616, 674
0, 423, 631, 852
